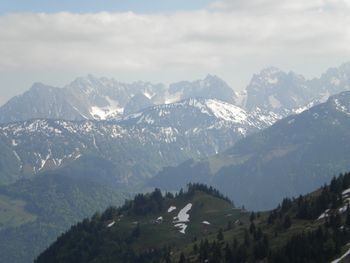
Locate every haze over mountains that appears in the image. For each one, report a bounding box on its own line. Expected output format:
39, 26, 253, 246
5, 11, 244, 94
0, 63, 349, 187
2, 62, 350, 124
1, 62, 350, 262
0, 74, 238, 123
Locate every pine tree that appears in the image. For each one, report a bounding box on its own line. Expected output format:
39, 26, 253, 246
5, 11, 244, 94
132, 223, 140, 238
178, 253, 186, 263
217, 228, 224, 241
250, 212, 256, 222
346, 208, 350, 226
249, 222, 256, 234
193, 243, 198, 253
283, 215, 292, 229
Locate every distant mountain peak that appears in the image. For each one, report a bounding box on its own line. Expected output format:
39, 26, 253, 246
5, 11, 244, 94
30, 82, 56, 91
252, 67, 284, 86
260, 66, 282, 75
203, 73, 222, 81
2, 63, 350, 124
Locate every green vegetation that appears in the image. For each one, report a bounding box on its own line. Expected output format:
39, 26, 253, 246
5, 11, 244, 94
0, 173, 126, 263
36, 174, 350, 263
0, 194, 37, 229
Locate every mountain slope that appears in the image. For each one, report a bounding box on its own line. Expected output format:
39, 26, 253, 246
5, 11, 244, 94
0, 83, 85, 123
35, 175, 350, 263
0, 98, 266, 187
0, 173, 126, 263
35, 185, 240, 263
151, 91, 350, 210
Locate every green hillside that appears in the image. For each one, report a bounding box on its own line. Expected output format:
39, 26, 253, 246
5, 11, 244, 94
36, 175, 350, 262
0, 173, 126, 263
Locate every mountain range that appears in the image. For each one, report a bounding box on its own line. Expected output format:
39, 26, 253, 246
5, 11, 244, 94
151, 91, 350, 210
0, 97, 271, 187
1, 62, 350, 262
0, 74, 237, 123
2, 62, 350, 124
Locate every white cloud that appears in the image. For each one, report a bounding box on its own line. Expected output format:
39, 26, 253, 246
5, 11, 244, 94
0, 0, 350, 100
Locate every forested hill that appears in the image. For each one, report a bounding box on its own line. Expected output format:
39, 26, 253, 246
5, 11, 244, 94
36, 177, 350, 263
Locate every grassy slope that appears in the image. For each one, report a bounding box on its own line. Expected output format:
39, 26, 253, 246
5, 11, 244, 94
36, 180, 350, 263
103, 191, 244, 253
0, 194, 37, 229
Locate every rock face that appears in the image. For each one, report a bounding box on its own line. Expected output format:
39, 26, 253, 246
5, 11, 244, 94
123, 93, 154, 115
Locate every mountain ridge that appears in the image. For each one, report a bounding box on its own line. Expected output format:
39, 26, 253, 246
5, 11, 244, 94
0, 97, 268, 187
2, 62, 350, 124
150, 90, 350, 210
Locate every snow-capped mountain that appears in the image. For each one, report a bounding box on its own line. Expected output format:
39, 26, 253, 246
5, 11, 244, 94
243, 63, 350, 118
151, 91, 350, 210
0, 74, 237, 123
64, 75, 167, 120
0, 98, 268, 186
244, 67, 310, 113
1, 63, 350, 125
0, 75, 167, 123
122, 98, 267, 132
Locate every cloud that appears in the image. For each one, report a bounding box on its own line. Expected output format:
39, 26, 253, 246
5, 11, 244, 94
0, 0, 350, 93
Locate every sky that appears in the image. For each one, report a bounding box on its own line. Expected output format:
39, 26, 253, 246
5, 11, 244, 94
1, 0, 350, 105
0, 0, 212, 14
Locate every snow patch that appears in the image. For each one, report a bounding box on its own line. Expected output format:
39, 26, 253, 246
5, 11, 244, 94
331, 246, 350, 263
343, 188, 350, 196
205, 99, 248, 123
174, 203, 192, 223
107, 221, 115, 228
334, 99, 350, 115
143, 91, 153, 99
317, 209, 330, 220
89, 97, 123, 120
168, 206, 176, 213
38, 153, 50, 171
339, 205, 348, 214
174, 223, 188, 234
159, 127, 177, 143
173, 203, 192, 234
165, 91, 182, 104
